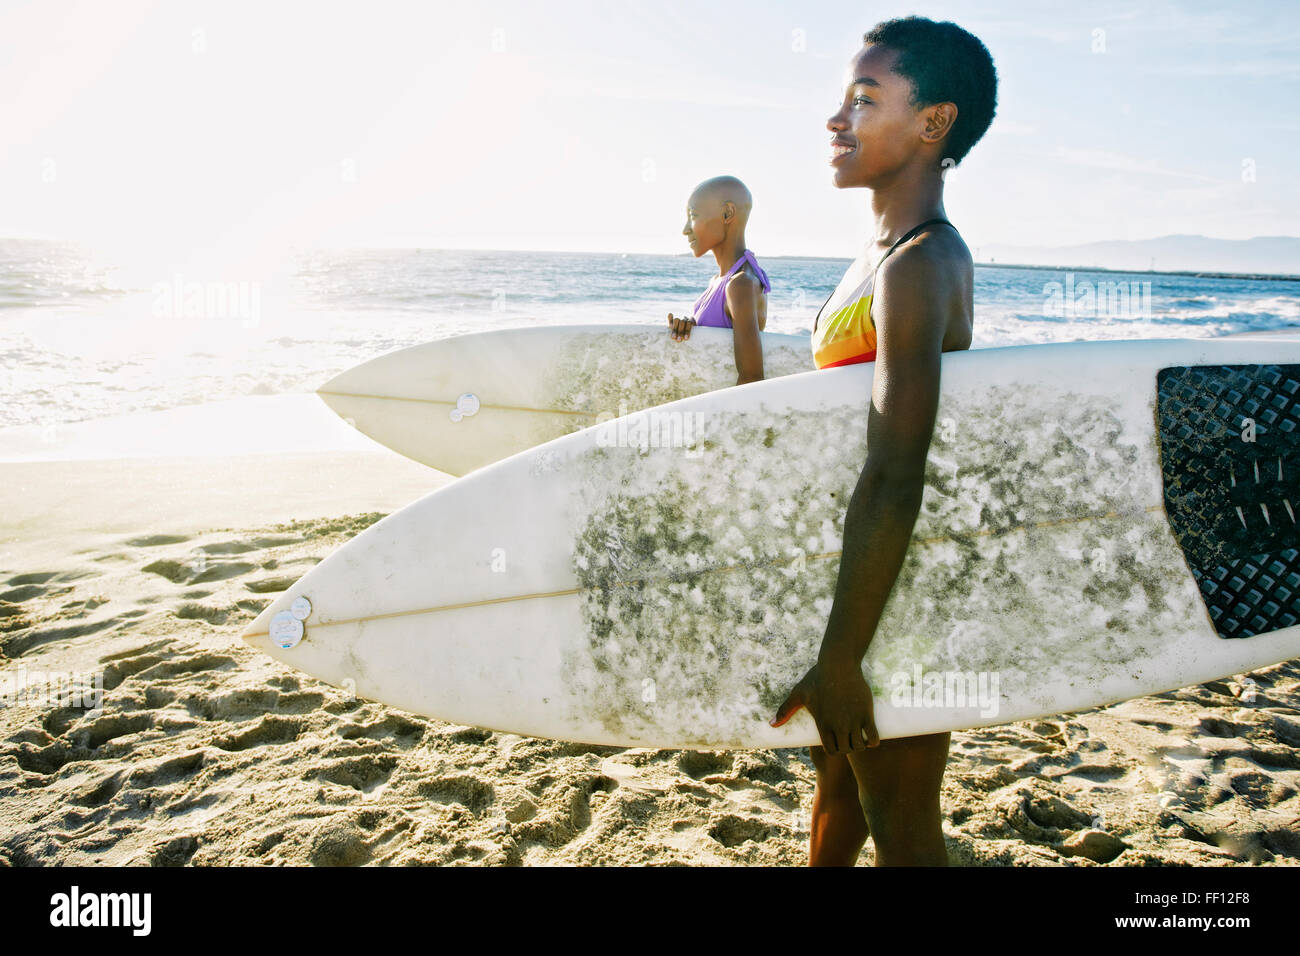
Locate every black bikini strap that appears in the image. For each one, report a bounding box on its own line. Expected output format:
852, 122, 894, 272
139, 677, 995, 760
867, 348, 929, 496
813, 218, 954, 331
873, 218, 953, 276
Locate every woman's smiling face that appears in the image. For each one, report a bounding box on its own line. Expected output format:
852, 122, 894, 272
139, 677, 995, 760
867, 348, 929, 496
827, 44, 927, 189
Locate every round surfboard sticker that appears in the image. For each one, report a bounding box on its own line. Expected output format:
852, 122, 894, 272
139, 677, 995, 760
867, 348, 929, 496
290, 596, 312, 620
270, 611, 304, 649
450, 392, 480, 423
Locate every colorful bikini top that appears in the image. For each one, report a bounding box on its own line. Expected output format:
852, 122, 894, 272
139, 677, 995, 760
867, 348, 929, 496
692, 249, 770, 329
811, 218, 953, 369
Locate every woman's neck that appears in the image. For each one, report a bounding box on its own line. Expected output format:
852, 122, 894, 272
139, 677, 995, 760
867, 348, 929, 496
712, 236, 748, 275
868, 168, 946, 248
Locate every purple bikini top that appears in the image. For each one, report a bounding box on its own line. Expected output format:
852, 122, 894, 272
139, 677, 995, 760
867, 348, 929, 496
691, 250, 770, 329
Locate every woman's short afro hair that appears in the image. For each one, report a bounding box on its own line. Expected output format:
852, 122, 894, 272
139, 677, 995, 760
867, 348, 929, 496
863, 16, 998, 165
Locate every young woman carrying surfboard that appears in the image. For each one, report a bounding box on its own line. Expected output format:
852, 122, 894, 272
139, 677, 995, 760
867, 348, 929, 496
770, 16, 998, 867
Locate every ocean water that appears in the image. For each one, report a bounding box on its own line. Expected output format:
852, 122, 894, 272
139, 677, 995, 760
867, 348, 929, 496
1, 238, 1299, 431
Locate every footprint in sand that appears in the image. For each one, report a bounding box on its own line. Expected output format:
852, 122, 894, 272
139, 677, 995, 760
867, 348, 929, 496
142, 557, 256, 585
244, 576, 298, 594
212, 714, 305, 752
310, 753, 401, 792
123, 534, 191, 548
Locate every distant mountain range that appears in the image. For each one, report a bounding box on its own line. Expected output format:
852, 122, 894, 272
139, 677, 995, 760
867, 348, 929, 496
976, 235, 1300, 278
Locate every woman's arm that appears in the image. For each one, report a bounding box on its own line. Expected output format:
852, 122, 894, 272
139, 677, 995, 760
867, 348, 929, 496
725, 271, 765, 384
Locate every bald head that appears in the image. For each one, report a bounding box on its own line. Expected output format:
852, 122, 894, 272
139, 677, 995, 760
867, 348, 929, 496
688, 175, 753, 225
682, 175, 756, 257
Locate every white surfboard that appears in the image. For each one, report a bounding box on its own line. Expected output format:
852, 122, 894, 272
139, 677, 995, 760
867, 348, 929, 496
317, 324, 814, 475
244, 338, 1300, 749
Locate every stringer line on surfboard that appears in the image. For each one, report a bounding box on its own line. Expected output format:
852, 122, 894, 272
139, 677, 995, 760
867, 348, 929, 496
243, 502, 1168, 638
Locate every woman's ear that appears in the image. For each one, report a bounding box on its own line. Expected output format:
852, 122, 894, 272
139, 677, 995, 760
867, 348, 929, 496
722, 200, 736, 224
922, 102, 958, 147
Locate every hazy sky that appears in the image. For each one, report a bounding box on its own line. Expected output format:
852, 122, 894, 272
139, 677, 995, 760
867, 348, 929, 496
3, 0, 1297, 267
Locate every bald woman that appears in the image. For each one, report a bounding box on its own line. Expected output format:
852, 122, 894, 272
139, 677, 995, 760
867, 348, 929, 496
670, 176, 770, 385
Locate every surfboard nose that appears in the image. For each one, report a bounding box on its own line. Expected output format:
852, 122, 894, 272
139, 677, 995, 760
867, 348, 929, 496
316, 366, 358, 407
317, 343, 412, 405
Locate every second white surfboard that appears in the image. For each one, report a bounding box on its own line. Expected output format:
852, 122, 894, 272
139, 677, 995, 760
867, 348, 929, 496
317, 324, 814, 475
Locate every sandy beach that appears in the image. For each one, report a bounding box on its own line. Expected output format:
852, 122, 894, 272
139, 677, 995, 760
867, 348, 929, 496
2, 358, 1299, 867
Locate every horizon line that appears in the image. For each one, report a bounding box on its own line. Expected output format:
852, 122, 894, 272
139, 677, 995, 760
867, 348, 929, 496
1, 235, 1297, 281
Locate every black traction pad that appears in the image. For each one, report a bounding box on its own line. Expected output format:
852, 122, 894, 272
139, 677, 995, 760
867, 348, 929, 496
1157, 364, 1300, 639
